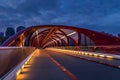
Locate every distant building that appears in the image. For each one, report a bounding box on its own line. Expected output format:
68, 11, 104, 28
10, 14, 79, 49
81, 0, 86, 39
118, 33, 120, 38
5, 27, 15, 38
16, 26, 25, 33
0, 32, 5, 45
0, 32, 4, 37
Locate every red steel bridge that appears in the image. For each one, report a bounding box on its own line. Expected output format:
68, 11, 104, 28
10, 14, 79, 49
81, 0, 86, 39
0, 25, 120, 80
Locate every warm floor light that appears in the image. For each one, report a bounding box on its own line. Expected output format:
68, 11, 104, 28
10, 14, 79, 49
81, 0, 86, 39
99, 55, 105, 58
16, 49, 39, 80
89, 53, 93, 56
16, 73, 28, 80
93, 54, 98, 57
46, 48, 115, 60
16, 69, 21, 76
106, 56, 113, 59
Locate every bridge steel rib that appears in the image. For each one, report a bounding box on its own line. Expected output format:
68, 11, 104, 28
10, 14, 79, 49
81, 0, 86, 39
2, 25, 120, 48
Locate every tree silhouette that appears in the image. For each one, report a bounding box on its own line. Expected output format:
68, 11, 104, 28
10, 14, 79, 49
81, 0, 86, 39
16, 26, 25, 32
5, 27, 15, 38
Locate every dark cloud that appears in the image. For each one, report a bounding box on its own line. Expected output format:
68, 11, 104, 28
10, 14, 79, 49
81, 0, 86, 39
0, 0, 120, 35
16, 0, 57, 13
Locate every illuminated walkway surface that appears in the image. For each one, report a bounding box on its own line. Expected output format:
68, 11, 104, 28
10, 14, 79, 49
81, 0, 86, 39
16, 49, 120, 80
16, 50, 70, 80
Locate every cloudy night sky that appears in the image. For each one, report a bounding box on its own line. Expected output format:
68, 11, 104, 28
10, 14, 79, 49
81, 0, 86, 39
0, 0, 120, 35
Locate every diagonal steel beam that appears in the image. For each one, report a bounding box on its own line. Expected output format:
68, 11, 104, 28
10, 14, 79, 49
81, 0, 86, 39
41, 27, 58, 44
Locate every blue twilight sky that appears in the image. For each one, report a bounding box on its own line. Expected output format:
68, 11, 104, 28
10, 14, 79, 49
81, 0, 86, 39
0, 0, 120, 35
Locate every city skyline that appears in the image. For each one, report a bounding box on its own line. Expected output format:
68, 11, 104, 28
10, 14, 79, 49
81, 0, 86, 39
0, 0, 120, 35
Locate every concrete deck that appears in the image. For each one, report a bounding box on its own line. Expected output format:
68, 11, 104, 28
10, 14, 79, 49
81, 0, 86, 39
16, 50, 70, 80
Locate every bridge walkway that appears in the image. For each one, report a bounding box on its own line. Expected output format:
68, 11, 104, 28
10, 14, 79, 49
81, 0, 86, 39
16, 50, 71, 80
